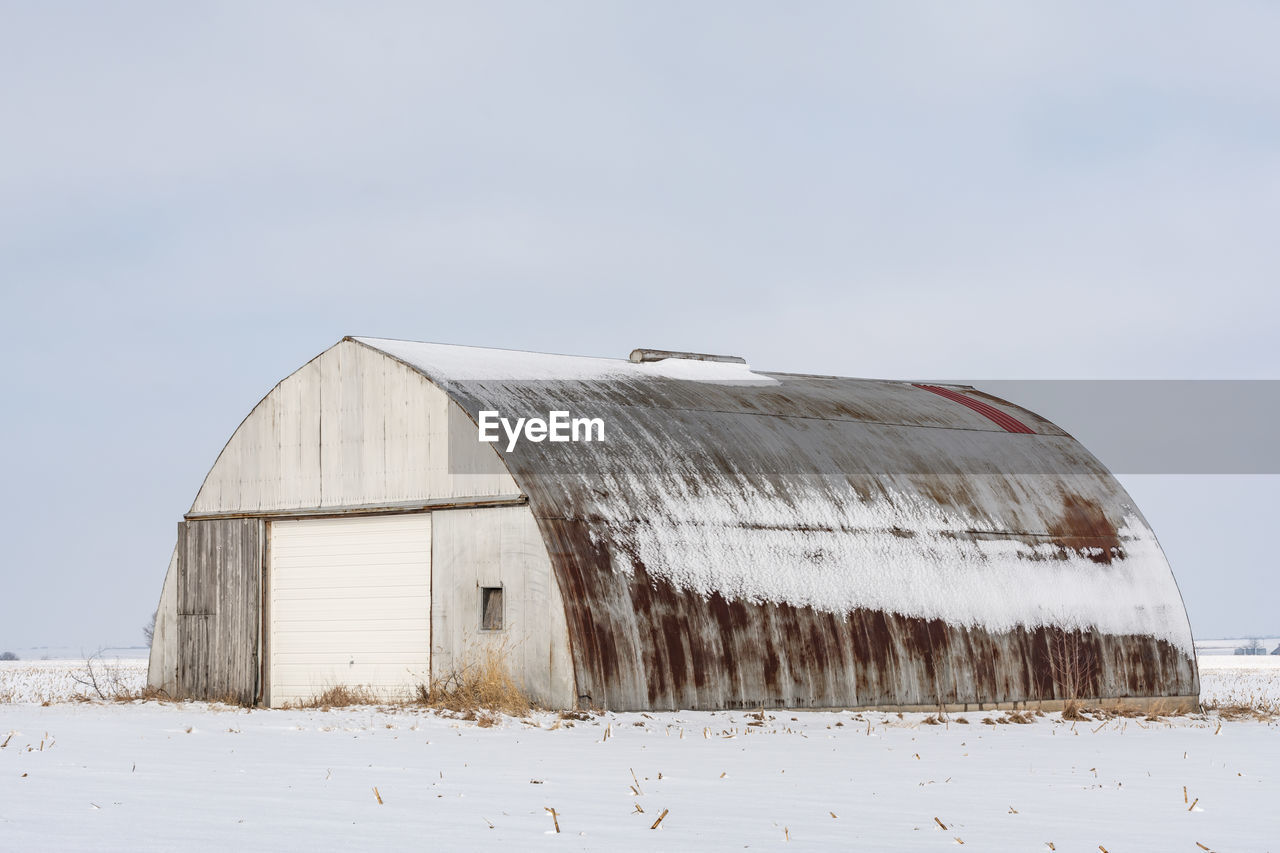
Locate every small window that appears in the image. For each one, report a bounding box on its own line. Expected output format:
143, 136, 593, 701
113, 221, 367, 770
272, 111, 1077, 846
480, 586, 504, 631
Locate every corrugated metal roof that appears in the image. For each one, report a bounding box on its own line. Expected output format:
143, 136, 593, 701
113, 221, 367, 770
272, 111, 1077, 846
353, 337, 1197, 710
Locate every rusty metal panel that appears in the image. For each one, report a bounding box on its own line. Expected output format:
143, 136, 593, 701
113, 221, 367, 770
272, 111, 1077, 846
541, 514, 1195, 710
335, 340, 1202, 709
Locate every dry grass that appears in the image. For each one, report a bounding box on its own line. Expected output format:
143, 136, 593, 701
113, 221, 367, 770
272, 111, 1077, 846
1061, 700, 1090, 721
1200, 674, 1280, 721
978, 710, 1034, 725
292, 684, 382, 710
133, 685, 175, 703
1201, 701, 1278, 722
1066, 699, 1202, 721
414, 644, 532, 718
284, 644, 533, 719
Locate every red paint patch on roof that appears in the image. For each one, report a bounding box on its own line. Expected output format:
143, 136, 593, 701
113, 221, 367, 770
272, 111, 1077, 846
913, 384, 1035, 434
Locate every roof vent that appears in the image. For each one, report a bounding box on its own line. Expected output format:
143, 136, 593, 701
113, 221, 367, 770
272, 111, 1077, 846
629, 348, 746, 365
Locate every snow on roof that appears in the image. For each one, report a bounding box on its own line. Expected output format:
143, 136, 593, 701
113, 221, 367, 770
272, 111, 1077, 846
352, 336, 1194, 656
584, 477, 1191, 653
354, 337, 779, 384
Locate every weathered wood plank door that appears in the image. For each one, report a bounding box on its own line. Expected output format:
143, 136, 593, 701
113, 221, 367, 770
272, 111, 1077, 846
176, 517, 262, 703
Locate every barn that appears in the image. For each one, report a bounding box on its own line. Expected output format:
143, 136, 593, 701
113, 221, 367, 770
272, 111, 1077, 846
148, 337, 1198, 710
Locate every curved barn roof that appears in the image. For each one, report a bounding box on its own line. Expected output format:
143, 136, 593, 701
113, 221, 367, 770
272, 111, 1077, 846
171, 336, 1197, 710
352, 336, 1194, 668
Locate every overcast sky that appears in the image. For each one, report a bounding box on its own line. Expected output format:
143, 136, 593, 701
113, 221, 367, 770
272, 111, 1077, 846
2, 3, 1276, 653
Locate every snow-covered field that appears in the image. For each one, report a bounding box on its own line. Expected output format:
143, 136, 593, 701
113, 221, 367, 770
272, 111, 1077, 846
0, 658, 148, 704
3, 658, 1278, 851
1197, 655, 1280, 716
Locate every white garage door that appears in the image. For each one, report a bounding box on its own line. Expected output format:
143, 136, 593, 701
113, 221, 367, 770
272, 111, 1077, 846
269, 514, 431, 706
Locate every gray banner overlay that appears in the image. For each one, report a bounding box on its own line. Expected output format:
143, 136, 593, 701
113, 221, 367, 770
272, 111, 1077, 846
445, 380, 1280, 475
971, 381, 1278, 475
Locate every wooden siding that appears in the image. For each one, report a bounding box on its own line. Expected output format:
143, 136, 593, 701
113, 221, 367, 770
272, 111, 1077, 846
146, 546, 179, 696
431, 506, 575, 708
190, 339, 517, 516
175, 518, 262, 703
154, 340, 555, 705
